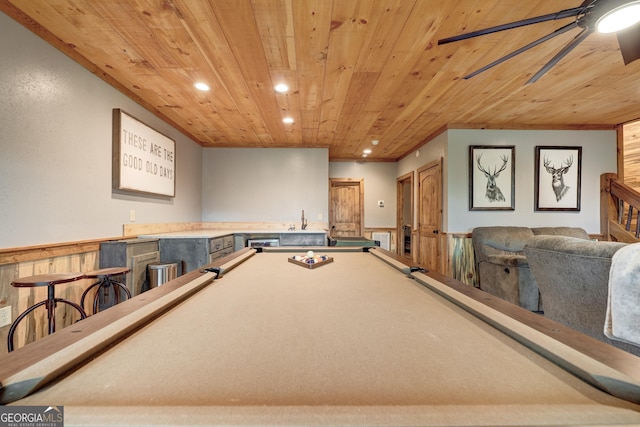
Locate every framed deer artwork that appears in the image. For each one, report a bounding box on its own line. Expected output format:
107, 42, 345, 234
534, 146, 582, 211
469, 145, 515, 211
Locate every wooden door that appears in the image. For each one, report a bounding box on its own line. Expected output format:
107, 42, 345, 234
396, 172, 414, 258
418, 160, 442, 272
329, 179, 363, 237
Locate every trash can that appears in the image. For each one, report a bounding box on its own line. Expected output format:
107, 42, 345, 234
148, 262, 178, 288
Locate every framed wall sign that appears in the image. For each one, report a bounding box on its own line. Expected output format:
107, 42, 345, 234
534, 146, 581, 211
469, 145, 515, 211
112, 109, 176, 197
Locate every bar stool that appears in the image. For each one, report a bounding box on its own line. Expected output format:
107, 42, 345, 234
80, 267, 131, 315
8, 272, 87, 352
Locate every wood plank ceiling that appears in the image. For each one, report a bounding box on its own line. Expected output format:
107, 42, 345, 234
2, 0, 640, 161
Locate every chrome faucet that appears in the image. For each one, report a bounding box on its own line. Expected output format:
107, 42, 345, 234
301, 210, 308, 230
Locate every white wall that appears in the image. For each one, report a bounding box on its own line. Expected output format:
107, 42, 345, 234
329, 162, 397, 227
396, 128, 616, 234
201, 148, 328, 225
0, 12, 203, 248
446, 129, 617, 233
201, 152, 396, 228
397, 129, 617, 234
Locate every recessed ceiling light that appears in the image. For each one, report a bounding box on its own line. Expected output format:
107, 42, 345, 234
362, 153, 368, 158
194, 82, 210, 91
275, 83, 289, 93
283, 117, 294, 124
363, 149, 372, 154
371, 139, 379, 145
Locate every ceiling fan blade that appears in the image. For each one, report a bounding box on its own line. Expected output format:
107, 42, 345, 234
438, 6, 588, 45
527, 28, 593, 84
617, 22, 640, 65
464, 21, 579, 79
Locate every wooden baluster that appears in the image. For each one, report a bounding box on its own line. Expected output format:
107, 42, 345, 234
618, 198, 624, 225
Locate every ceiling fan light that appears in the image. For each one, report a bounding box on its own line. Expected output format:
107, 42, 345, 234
596, 1, 640, 33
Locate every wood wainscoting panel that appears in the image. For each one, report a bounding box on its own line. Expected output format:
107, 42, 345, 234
0, 251, 98, 353
0, 240, 101, 265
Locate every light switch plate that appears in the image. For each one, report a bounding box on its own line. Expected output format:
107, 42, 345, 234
0, 306, 11, 328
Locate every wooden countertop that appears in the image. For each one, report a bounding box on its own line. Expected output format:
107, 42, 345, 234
139, 229, 328, 239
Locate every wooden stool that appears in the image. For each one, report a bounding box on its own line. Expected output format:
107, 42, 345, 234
80, 267, 131, 315
8, 272, 87, 352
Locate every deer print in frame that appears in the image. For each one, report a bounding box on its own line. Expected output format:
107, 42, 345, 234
535, 146, 582, 211
476, 153, 508, 202
469, 145, 515, 211
544, 155, 573, 202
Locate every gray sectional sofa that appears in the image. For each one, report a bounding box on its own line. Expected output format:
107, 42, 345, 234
524, 235, 640, 356
471, 226, 590, 312
473, 226, 640, 356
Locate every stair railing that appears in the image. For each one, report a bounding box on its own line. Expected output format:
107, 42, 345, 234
601, 173, 640, 243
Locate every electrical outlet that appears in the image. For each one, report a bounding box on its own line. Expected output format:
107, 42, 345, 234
0, 306, 11, 328
317, 213, 323, 221
129, 210, 136, 222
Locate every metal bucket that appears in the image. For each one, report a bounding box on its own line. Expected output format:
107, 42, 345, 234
148, 262, 178, 288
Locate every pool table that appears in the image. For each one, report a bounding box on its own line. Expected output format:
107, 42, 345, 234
3, 247, 640, 426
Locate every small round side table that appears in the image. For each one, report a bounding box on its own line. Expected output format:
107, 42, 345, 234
8, 272, 87, 352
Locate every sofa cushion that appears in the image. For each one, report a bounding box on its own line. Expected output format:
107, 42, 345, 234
472, 226, 534, 259
605, 242, 640, 347
531, 227, 590, 240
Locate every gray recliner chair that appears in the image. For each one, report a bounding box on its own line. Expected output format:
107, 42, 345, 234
472, 227, 539, 311
472, 226, 589, 311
